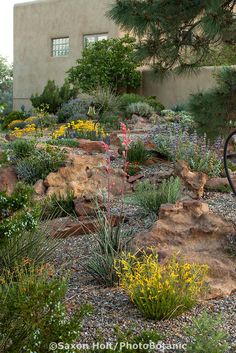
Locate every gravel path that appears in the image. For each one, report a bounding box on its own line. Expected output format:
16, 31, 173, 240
52, 185, 236, 352
53, 231, 236, 352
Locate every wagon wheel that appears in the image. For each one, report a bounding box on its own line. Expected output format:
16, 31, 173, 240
224, 129, 236, 196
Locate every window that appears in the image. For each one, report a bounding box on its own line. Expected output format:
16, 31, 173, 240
83, 33, 108, 48
52, 37, 70, 57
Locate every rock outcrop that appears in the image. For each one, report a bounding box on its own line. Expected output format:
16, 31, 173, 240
44, 153, 131, 198
175, 160, 208, 199
0, 166, 18, 195
134, 200, 236, 298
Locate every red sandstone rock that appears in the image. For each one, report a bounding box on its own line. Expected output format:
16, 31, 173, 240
0, 166, 17, 195
175, 160, 208, 199
134, 201, 236, 298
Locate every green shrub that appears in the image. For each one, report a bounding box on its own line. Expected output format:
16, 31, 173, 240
118, 93, 145, 111
116, 252, 208, 320
188, 67, 236, 139
86, 211, 133, 287
6, 139, 36, 160
127, 140, 150, 164
153, 124, 223, 177
145, 96, 165, 113
16, 146, 67, 184
92, 86, 120, 115
0, 263, 92, 353
89, 327, 164, 353
0, 208, 40, 242
57, 96, 92, 123
47, 138, 80, 148
67, 35, 141, 92
0, 182, 34, 220
118, 93, 164, 114
130, 177, 181, 214
42, 190, 76, 219
31, 80, 78, 114
126, 102, 154, 117
3, 111, 25, 129
184, 312, 229, 353
99, 113, 122, 130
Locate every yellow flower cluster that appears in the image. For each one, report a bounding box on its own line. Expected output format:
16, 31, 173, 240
24, 116, 38, 123
52, 120, 107, 140
116, 252, 208, 320
11, 124, 36, 138
8, 119, 24, 130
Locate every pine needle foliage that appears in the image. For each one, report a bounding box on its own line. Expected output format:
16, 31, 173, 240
108, 0, 236, 77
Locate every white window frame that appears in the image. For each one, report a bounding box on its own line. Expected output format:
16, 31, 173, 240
83, 33, 108, 48
52, 37, 70, 57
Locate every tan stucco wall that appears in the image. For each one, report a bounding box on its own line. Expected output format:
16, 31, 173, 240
13, 0, 120, 110
141, 67, 220, 108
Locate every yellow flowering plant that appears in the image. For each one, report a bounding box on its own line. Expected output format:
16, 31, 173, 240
52, 119, 108, 141
7, 119, 24, 130
115, 251, 208, 320
11, 124, 37, 138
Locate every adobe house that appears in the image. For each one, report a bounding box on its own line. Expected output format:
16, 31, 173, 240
13, 0, 122, 110
13, 0, 219, 111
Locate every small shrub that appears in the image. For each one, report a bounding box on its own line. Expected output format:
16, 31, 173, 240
86, 211, 133, 287
184, 312, 229, 353
6, 139, 36, 160
145, 96, 165, 113
0, 263, 92, 352
47, 138, 80, 148
0, 182, 34, 220
127, 163, 142, 176
3, 111, 25, 129
91, 326, 164, 353
116, 252, 208, 320
130, 177, 181, 214
126, 102, 154, 117
42, 190, 76, 219
127, 140, 150, 164
92, 86, 120, 115
99, 113, 122, 130
16, 146, 67, 184
153, 124, 223, 177
31, 80, 78, 114
57, 96, 93, 123
118, 94, 164, 114
0, 208, 40, 242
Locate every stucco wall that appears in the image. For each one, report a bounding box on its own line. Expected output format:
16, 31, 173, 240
13, 0, 120, 110
141, 67, 220, 108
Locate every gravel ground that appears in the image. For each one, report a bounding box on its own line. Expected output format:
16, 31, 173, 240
51, 187, 236, 352
53, 229, 236, 352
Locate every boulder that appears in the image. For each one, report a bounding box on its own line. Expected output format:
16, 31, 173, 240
205, 177, 230, 191
77, 139, 104, 154
34, 179, 46, 196
0, 166, 18, 195
134, 200, 236, 298
175, 160, 208, 199
48, 217, 99, 238
73, 196, 106, 217
44, 153, 131, 198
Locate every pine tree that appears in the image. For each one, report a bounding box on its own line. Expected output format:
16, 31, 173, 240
108, 0, 236, 76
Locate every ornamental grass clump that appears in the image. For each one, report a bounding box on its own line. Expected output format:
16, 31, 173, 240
116, 252, 208, 320
127, 140, 150, 164
130, 177, 181, 214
